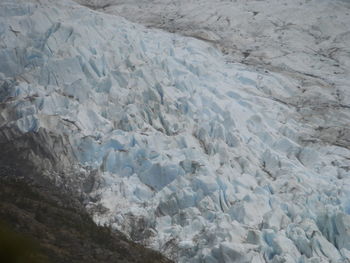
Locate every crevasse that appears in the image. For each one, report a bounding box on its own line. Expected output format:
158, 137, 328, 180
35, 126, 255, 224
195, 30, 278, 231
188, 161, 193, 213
1, 0, 350, 262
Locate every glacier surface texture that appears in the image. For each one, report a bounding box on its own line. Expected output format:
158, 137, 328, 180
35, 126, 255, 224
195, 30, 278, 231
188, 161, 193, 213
1, 0, 350, 262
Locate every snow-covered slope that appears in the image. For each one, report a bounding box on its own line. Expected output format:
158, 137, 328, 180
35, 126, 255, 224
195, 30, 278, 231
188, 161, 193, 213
1, 0, 350, 262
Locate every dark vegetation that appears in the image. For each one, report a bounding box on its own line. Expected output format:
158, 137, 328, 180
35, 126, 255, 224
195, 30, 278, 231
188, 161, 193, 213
0, 140, 172, 263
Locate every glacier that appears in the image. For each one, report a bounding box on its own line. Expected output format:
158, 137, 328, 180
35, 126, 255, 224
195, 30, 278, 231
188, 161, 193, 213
77, 0, 350, 93
1, 0, 350, 262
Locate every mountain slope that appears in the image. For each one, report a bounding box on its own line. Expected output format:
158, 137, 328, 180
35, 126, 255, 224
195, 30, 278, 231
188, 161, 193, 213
1, 0, 350, 262
0, 151, 172, 263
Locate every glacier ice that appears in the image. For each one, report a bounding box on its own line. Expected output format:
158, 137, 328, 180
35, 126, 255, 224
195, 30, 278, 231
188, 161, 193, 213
1, 0, 350, 262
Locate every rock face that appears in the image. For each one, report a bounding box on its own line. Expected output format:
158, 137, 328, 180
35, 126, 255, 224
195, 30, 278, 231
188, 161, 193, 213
1, 0, 350, 262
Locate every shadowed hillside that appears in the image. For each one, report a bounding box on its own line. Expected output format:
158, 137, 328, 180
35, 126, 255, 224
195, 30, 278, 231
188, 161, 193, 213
0, 151, 172, 263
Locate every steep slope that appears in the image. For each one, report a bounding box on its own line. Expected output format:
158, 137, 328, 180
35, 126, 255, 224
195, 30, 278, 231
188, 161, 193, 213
0, 152, 172, 263
1, 0, 350, 262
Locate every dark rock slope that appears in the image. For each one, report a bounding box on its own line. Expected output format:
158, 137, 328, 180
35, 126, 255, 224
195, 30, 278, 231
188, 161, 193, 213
0, 146, 172, 263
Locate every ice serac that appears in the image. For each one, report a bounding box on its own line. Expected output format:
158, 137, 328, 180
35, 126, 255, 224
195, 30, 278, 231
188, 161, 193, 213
1, 0, 350, 262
